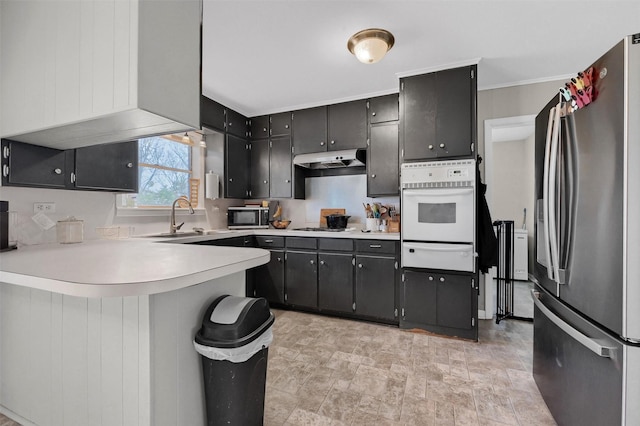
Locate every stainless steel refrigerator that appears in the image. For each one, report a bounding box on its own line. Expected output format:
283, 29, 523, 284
533, 33, 640, 426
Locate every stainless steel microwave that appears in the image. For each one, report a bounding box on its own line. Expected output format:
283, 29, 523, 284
227, 207, 269, 229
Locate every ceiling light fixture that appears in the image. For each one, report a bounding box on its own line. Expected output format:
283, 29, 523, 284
347, 28, 395, 64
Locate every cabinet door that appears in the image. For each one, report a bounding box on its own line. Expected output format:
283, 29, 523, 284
292, 106, 327, 154
318, 253, 354, 313
369, 94, 398, 124
367, 122, 399, 197
1, 139, 68, 189
74, 141, 138, 191
201, 96, 226, 131
401, 72, 437, 161
436, 66, 475, 158
255, 250, 285, 304
436, 273, 473, 330
285, 251, 318, 308
270, 112, 292, 137
249, 115, 269, 140
355, 255, 396, 321
269, 136, 292, 198
226, 108, 248, 138
249, 139, 270, 198
327, 100, 367, 151
225, 134, 250, 198
401, 270, 437, 326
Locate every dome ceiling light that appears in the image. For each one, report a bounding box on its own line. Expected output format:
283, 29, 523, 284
347, 28, 395, 64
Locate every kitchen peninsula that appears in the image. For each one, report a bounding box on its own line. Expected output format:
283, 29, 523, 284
0, 239, 269, 426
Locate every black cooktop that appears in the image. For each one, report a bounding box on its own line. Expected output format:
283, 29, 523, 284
292, 227, 346, 232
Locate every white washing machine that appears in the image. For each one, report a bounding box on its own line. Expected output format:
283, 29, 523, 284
513, 228, 528, 280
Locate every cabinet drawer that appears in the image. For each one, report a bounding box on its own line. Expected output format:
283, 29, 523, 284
286, 237, 317, 250
256, 236, 284, 248
318, 238, 353, 252
355, 240, 397, 255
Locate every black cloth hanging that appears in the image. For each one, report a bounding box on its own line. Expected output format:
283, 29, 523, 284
476, 159, 498, 273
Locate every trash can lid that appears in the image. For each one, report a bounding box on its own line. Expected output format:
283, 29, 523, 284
194, 295, 274, 348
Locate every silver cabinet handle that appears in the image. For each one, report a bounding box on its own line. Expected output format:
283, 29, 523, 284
369, 244, 382, 248
358, 264, 363, 268
3, 146, 9, 158
439, 277, 445, 282
265, 239, 274, 243
320, 141, 325, 146
371, 174, 376, 178
310, 260, 315, 265
285, 179, 290, 183
428, 276, 434, 281
262, 127, 267, 132
2, 165, 8, 177
54, 168, 62, 175
531, 290, 616, 358
263, 180, 268, 184
428, 144, 434, 150
285, 124, 290, 129
330, 140, 335, 145
71, 172, 76, 183
126, 162, 133, 168
277, 257, 282, 262
372, 112, 377, 116
439, 143, 445, 148
320, 260, 325, 266
229, 178, 233, 182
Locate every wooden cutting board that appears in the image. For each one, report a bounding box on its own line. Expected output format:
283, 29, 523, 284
320, 208, 346, 227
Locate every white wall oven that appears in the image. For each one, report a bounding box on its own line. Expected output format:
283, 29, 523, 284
401, 159, 476, 272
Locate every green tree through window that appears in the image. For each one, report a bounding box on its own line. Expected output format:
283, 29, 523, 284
137, 136, 191, 206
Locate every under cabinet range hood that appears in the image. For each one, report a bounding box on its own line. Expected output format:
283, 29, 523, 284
293, 149, 366, 169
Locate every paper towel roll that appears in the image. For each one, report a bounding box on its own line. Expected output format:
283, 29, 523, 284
205, 172, 219, 199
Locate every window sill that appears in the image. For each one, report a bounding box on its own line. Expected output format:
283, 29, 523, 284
115, 206, 207, 218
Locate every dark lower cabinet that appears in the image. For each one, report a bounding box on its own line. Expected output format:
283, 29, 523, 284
285, 250, 318, 308
255, 249, 285, 304
318, 252, 354, 313
355, 255, 397, 321
401, 270, 477, 340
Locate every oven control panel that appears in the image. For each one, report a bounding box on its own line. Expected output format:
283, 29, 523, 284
401, 159, 475, 186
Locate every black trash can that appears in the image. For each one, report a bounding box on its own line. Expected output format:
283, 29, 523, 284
194, 295, 275, 426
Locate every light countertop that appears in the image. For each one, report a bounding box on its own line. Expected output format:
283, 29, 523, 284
0, 239, 270, 298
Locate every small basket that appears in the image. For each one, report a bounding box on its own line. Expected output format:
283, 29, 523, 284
270, 220, 291, 229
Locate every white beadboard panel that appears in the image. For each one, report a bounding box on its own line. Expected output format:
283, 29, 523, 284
62, 296, 89, 426
92, 0, 117, 115
122, 296, 140, 426
87, 298, 102, 426
29, 290, 53, 426
54, 0, 81, 124
150, 272, 245, 426
79, 0, 95, 116
113, 0, 134, 110
50, 293, 64, 426
101, 297, 124, 426
138, 296, 151, 426
0, 285, 31, 418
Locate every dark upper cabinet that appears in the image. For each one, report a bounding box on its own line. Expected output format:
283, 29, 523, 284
225, 134, 250, 198
74, 141, 138, 191
1, 139, 68, 189
1, 139, 137, 192
327, 100, 367, 151
249, 115, 269, 140
318, 252, 354, 313
367, 122, 399, 197
201, 96, 226, 132
368, 94, 399, 124
249, 139, 270, 199
270, 135, 292, 198
225, 108, 248, 138
401, 65, 476, 161
292, 106, 327, 155
270, 112, 292, 137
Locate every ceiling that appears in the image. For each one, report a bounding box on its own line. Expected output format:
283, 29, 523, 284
202, 1, 640, 118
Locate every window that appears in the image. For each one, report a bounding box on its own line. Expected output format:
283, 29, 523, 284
118, 134, 202, 210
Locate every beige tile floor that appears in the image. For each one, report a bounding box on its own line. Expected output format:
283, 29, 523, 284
0, 283, 553, 426
265, 308, 556, 426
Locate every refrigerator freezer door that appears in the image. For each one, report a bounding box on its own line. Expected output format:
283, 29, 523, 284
533, 285, 623, 426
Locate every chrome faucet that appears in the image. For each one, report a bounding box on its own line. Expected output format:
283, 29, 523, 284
170, 196, 195, 234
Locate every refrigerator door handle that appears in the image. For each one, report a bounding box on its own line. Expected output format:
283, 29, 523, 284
542, 105, 558, 281
531, 290, 616, 358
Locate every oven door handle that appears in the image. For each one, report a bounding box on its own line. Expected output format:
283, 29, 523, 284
402, 188, 474, 197
403, 242, 473, 252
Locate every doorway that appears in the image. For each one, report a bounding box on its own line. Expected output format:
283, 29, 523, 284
483, 115, 536, 320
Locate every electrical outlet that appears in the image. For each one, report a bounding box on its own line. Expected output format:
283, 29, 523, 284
34, 202, 56, 213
